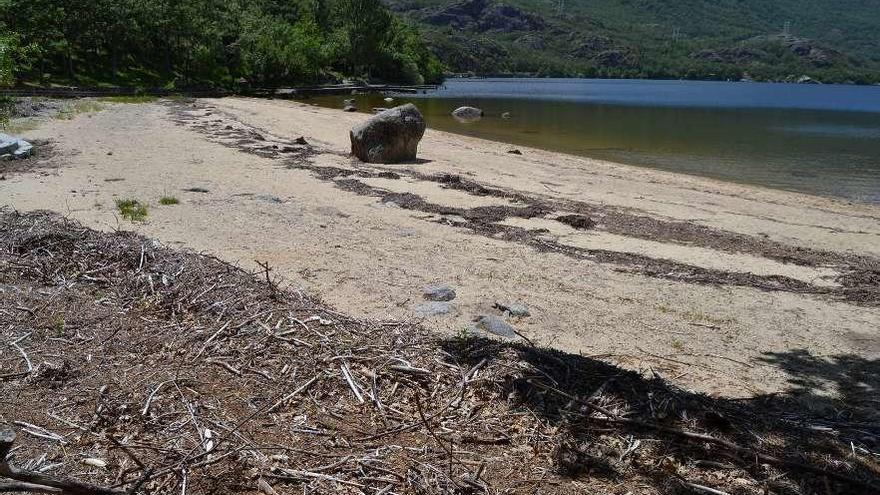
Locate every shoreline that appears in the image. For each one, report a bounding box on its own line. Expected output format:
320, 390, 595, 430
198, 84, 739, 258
307, 79, 880, 205
3, 97, 879, 401
293, 97, 880, 226
321, 98, 880, 209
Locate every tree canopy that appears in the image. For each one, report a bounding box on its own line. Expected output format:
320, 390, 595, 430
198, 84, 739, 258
0, 0, 444, 88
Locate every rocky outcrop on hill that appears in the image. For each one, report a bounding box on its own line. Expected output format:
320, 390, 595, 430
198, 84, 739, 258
692, 35, 843, 69
422, 0, 543, 32
425, 32, 510, 73
480, 3, 544, 31
514, 34, 545, 50
570, 35, 614, 59
593, 49, 636, 68
691, 46, 764, 64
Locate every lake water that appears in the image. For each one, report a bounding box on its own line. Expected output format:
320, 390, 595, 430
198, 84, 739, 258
309, 79, 880, 203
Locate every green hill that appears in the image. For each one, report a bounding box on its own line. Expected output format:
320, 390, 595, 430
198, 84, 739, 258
386, 0, 880, 83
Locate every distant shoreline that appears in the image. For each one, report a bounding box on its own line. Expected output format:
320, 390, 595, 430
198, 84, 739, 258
444, 73, 880, 87
0, 84, 438, 99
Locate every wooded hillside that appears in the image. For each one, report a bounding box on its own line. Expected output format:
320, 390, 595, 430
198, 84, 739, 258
388, 0, 880, 83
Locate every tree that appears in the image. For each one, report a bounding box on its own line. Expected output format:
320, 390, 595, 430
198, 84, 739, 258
336, 0, 391, 78
0, 0, 444, 88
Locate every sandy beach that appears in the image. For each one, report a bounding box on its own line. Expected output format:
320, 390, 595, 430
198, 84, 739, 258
3, 97, 879, 403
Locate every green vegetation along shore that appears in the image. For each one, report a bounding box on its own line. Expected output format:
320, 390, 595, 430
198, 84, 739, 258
2, 0, 879, 89
0, 0, 443, 89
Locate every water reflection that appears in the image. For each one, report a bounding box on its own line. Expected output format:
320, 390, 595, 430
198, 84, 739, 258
308, 80, 880, 203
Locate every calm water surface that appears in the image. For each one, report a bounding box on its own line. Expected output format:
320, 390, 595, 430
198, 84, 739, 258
310, 79, 880, 203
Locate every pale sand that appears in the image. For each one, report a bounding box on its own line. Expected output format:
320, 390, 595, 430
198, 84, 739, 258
3, 98, 878, 401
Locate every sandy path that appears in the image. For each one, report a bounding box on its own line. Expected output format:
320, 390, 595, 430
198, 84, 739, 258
2, 99, 878, 401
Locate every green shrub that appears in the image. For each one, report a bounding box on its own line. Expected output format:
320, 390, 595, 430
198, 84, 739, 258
116, 199, 148, 222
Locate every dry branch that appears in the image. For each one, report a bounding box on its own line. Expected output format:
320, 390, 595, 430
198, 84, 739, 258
1, 209, 877, 495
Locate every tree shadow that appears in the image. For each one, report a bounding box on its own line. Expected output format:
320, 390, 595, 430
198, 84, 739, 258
439, 337, 880, 494
758, 349, 880, 423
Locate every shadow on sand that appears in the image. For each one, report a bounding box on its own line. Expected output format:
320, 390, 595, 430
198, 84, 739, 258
440, 336, 880, 494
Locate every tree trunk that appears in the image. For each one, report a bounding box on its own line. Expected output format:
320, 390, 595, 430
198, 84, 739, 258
67, 46, 74, 80
111, 43, 118, 86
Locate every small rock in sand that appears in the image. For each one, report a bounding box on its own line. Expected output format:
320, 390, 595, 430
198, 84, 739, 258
474, 315, 516, 338
294, 136, 308, 145
414, 301, 452, 316
494, 302, 530, 317
423, 284, 456, 301
508, 149, 522, 155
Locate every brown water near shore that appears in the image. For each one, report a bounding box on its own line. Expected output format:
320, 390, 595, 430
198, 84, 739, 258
308, 78, 880, 203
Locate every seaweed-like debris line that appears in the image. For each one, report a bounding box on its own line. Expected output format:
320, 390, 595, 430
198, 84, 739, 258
1, 209, 877, 494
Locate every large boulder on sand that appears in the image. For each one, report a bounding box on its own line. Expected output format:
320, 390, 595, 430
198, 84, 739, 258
452, 106, 483, 123
350, 104, 426, 163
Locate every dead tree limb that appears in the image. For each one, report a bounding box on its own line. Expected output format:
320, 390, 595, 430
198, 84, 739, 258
0, 425, 128, 495
527, 380, 880, 492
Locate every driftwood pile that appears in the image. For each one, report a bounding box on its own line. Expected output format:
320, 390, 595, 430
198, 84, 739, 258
0, 209, 878, 494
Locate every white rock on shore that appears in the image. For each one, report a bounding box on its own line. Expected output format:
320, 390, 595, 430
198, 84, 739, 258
0, 133, 33, 160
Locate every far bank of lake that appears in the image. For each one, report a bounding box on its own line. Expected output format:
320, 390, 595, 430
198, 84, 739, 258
310, 78, 880, 203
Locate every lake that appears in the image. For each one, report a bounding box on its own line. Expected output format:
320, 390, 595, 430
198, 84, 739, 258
308, 79, 880, 203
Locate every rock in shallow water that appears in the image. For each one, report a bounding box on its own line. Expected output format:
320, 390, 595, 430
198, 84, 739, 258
452, 106, 483, 123
350, 104, 426, 164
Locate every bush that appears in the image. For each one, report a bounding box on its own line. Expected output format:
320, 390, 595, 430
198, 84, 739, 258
116, 199, 148, 222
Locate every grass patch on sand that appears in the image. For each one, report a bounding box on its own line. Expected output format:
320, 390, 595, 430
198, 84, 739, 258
0, 119, 41, 134
115, 198, 148, 222
99, 95, 159, 104
159, 196, 180, 206
55, 100, 104, 120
